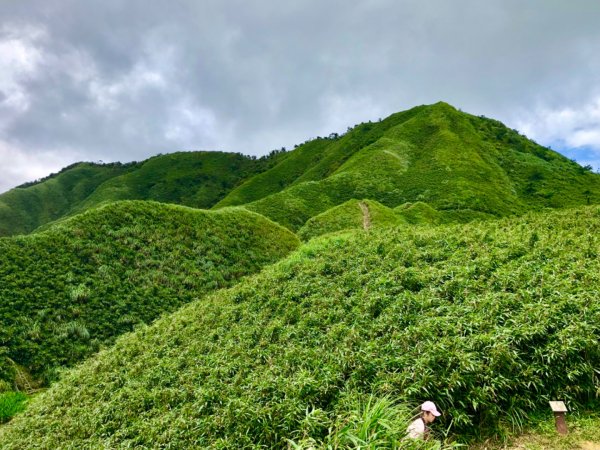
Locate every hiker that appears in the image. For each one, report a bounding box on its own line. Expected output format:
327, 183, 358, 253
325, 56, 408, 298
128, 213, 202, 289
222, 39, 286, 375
406, 401, 441, 439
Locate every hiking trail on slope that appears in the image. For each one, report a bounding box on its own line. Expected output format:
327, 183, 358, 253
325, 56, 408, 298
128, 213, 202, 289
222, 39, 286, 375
358, 201, 371, 231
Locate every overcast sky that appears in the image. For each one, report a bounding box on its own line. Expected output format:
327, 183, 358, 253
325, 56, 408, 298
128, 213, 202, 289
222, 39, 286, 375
1, 0, 600, 193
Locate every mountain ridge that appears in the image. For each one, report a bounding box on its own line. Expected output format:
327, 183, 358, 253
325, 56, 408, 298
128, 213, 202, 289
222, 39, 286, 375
1, 102, 599, 237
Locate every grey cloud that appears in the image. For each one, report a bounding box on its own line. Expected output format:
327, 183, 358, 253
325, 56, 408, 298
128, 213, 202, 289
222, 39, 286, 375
1, 0, 600, 193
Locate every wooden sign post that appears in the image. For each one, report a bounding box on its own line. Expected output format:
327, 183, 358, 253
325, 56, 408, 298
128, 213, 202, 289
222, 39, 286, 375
549, 401, 568, 435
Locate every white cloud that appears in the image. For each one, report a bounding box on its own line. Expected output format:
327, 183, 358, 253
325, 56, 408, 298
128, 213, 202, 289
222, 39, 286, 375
164, 99, 220, 147
513, 96, 600, 170
2, 1, 600, 189
0, 24, 45, 120
317, 94, 386, 137
0, 140, 81, 194
516, 97, 600, 150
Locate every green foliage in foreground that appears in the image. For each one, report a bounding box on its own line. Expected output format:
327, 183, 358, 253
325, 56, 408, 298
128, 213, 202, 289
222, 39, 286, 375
0, 200, 298, 386
2, 206, 599, 448
298, 199, 406, 241
0, 392, 27, 424
470, 410, 600, 449
288, 395, 461, 449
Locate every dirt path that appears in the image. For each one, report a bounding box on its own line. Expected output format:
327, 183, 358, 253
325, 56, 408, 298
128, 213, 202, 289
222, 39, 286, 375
358, 201, 371, 231
503, 438, 600, 450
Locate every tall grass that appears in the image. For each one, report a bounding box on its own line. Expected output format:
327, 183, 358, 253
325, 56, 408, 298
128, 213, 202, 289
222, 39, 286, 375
289, 395, 462, 449
0, 392, 27, 424
2, 206, 598, 448
0, 200, 298, 386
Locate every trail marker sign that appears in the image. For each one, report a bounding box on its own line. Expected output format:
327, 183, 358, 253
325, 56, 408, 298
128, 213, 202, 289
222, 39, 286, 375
549, 401, 568, 435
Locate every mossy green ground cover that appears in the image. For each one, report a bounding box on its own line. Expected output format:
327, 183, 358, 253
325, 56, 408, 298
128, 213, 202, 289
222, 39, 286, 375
0, 200, 298, 387
2, 206, 598, 448
0, 392, 27, 425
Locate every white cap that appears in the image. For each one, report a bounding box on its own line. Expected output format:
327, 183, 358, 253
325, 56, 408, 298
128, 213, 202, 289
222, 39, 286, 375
421, 401, 441, 416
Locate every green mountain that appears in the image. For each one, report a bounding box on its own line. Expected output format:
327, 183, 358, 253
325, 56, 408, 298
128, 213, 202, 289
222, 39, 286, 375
70, 151, 277, 213
223, 102, 599, 231
0, 200, 298, 387
2, 206, 598, 448
0, 151, 284, 237
2, 103, 599, 238
0, 162, 137, 237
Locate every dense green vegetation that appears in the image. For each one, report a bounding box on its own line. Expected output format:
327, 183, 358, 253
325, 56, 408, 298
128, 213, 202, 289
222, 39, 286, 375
72, 151, 278, 213
1, 102, 599, 447
0, 200, 298, 387
0, 151, 286, 238
2, 103, 599, 238
214, 139, 334, 208
2, 206, 598, 448
227, 103, 600, 231
0, 392, 27, 425
298, 199, 405, 241
0, 162, 136, 237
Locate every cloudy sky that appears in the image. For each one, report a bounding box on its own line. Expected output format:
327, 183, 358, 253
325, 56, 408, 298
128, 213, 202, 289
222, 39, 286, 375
1, 0, 600, 193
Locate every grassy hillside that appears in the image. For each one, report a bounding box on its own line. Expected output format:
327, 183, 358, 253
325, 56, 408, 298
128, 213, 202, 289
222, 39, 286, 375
3, 103, 599, 238
298, 199, 405, 241
215, 107, 425, 210
297, 199, 484, 241
2, 206, 598, 448
0, 151, 285, 238
214, 139, 334, 207
0, 200, 299, 387
0, 162, 136, 237
233, 103, 600, 231
73, 151, 275, 213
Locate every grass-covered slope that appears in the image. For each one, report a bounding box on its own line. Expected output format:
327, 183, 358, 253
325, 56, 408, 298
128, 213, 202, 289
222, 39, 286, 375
73, 151, 273, 213
0, 200, 299, 386
215, 107, 427, 210
238, 103, 600, 231
0, 151, 284, 238
215, 107, 427, 218
0, 162, 136, 237
4, 103, 599, 237
214, 139, 333, 207
298, 199, 405, 240
3, 206, 598, 448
